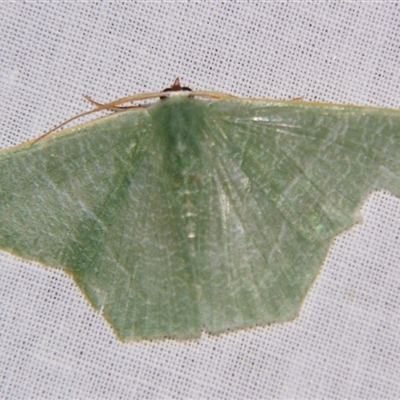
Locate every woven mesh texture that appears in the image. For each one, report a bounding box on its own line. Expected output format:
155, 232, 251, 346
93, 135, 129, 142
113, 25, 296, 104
1, 3, 400, 398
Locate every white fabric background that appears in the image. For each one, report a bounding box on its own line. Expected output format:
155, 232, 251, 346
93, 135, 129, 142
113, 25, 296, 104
1, 2, 400, 398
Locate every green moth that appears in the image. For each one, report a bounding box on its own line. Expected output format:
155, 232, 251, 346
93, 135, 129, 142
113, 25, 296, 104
1, 79, 400, 341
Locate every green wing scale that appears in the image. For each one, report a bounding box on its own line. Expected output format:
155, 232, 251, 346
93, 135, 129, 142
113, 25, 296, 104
1, 95, 400, 340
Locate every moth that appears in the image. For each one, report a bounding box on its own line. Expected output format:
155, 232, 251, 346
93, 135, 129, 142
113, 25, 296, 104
1, 79, 399, 340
